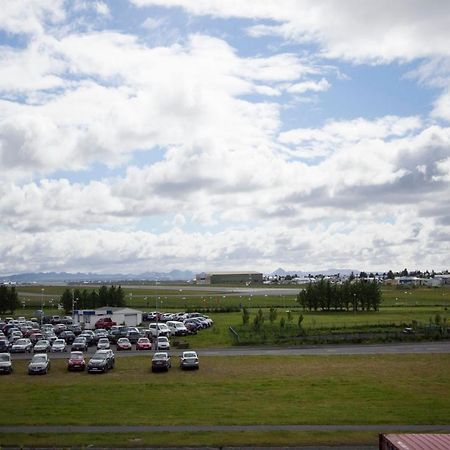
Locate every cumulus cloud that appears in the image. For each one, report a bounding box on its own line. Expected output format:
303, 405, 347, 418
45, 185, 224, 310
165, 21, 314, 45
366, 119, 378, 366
132, 0, 450, 62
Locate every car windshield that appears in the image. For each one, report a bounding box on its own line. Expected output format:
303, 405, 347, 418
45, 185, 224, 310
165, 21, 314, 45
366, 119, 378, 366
184, 352, 197, 358
15, 339, 27, 345
118, 338, 129, 343
70, 353, 83, 360
153, 353, 167, 360
138, 338, 149, 343
54, 340, 64, 345
0, 354, 10, 362
36, 340, 49, 345
157, 337, 168, 342
99, 338, 109, 343
32, 355, 46, 363
91, 355, 106, 361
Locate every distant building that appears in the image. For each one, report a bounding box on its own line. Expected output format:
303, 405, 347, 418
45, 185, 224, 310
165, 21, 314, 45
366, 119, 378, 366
196, 271, 263, 285
73, 307, 143, 329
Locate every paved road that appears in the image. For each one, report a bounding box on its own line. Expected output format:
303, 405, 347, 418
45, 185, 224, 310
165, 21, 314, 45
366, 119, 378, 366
1, 424, 449, 433
9, 341, 450, 360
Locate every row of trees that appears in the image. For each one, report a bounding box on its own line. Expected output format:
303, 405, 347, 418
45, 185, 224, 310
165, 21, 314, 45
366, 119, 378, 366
60, 285, 126, 314
297, 279, 381, 312
0, 285, 20, 314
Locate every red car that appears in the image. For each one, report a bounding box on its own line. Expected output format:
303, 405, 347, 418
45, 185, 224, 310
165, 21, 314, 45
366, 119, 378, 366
95, 317, 117, 329
136, 337, 151, 350
67, 351, 86, 371
116, 337, 132, 351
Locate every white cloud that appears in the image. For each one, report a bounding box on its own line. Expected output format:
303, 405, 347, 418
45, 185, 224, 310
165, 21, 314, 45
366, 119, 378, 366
0, 0, 65, 35
132, 0, 450, 62
286, 78, 330, 94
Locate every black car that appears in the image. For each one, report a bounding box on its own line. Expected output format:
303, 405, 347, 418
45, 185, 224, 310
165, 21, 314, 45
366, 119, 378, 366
151, 352, 171, 372
0, 339, 10, 352
67, 324, 82, 335
87, 350, 115, 374
59, 331, 76, 344
71, 336, 88, 352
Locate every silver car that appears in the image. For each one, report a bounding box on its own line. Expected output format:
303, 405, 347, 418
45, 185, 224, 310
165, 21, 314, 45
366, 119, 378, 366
11, 338, 32, 353
51, 339, 66, 352
0, 353, 12, 374
180, 351, 199, 370
28, 353, 50, 375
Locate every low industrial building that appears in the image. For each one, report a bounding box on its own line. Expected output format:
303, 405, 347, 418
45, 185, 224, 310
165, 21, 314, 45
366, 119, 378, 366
73, 307, 143, 329
196, 271, 263, 285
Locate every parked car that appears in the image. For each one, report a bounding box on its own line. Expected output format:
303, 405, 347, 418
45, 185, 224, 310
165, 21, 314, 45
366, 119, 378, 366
71, 336, 88, 352
28, 353, 50, 375
87, 350, 114, 373
148, 323, 171, 338
151, 352, 171, 372
116, 337, 132, 351
156, 336, 170, 351
29, 332, 44, 344
59, 330, 76, 344
33, 339, 51, 353
50, 315, 61, 324
79, 330, 95, 346
0, 339, 10, 352
67, 324, 82, 335
180, 351, 199, 370
126, 328, 141, 344
0, 353, 12, 374
51, 339, 67, 352
95, 317, 117, 330
97, 337, 110, 350
166, 321, 188, 336
67, 351, 86, 371
136, 337, 151, 350
44, 332, 58, 344
54, 323, 67, 335
11, 338, 33, 353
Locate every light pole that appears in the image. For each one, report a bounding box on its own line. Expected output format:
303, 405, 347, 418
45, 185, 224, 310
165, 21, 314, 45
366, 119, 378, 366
40, 288, 45, 326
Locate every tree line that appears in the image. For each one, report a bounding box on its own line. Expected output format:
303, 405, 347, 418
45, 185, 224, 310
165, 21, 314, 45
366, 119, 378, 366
0, 285, 20, 314
297, 279, 381, 312
60, 285, 126, 314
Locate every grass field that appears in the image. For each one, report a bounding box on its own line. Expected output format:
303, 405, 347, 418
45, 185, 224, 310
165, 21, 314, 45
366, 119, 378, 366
0, 354, 448, 447
17, 284, 450, 310
0, 431, 378, 448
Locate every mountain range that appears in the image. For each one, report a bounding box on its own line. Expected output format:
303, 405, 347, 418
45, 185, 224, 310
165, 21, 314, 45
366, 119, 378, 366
1, 268, 361, 283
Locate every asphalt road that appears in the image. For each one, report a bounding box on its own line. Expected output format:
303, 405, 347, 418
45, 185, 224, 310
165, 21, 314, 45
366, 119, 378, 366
9, 341, 450, 360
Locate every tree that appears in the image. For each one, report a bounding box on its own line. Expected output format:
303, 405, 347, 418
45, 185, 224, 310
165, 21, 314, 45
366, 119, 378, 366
98, 285, 109, 307
287, 310, 293, 323
0, 284, 7, 314
269, 307, 277, 324
359, 271, 368, 278
5, 286, 19, 313
401, 268, 409, 277
386, 270, 395, 279
242, 306, 250, 325
60, 289, 73, 314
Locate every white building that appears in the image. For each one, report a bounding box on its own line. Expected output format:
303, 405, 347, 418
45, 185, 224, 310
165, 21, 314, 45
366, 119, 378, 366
74, 307, 143, 329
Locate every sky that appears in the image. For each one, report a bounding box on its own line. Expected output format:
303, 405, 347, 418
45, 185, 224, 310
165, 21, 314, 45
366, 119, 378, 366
1, 0, 450, 275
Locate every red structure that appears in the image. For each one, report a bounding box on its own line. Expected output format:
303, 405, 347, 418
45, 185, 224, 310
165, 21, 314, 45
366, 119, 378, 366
379, 434, 450, 450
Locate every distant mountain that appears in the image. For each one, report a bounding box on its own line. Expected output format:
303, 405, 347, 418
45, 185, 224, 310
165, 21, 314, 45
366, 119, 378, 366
0, 270, 196, 283
270, 268, 360, 277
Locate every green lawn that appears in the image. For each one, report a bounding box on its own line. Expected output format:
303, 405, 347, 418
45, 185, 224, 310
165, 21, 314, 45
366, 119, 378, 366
2, 354, 449, 427
0, 431, 378, 448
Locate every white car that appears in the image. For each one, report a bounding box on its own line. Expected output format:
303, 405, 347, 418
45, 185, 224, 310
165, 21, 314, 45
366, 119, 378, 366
97, 337, 110, 350
156, 336, 170, 350
148, 323, 171, 338
166, 321, 188, 336
51, 339, 67, 352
